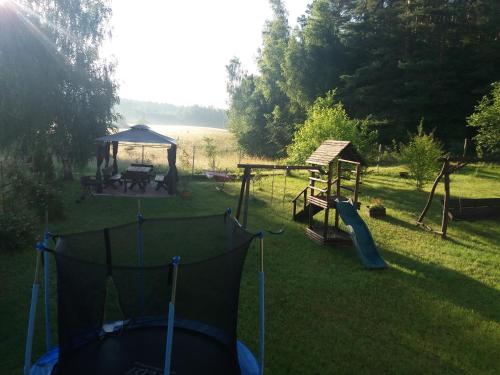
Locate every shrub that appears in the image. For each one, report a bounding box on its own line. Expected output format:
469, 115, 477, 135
377, 140, 400, 166
0, 212, 37, 251
399, 122, 443, 190
467, 82, 500, 158
286, 91, 378, 164
5, 161, 65, 221
26, 182, 65, 221
202, 137, 217, 170
0, 159, 64, 251
179, 146, 193, 173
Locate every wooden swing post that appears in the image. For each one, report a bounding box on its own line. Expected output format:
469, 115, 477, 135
333, 160, 341, 229
236, 167, 251, 225
441, 158, 451, 238
236, 164, 319, 228
416, 156, 471, 238
416, 160, 447, 224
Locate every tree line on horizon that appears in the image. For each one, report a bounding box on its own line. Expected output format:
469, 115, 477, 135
117, 99, 228, 129
226, 0, 500, 158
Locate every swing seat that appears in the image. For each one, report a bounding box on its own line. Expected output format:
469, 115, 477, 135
442, 198, 500, 220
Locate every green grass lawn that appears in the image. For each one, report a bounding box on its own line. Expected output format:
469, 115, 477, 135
1, 164, 499, 374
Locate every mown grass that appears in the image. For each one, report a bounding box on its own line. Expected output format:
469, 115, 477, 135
0, 164, 499, 374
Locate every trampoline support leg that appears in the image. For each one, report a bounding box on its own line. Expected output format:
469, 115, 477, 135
259, 271, 265, 375
24, 284, 39, 375
164, 256, 180, 375
259, 236, 265, 375
136, 213, 145, 314
43, 250, 52, 350
164, 302, 175, 375
24, 250, 42, 375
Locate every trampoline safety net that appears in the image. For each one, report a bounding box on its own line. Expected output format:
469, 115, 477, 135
49, 212, 257, 373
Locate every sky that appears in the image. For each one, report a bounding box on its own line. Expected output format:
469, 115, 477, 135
103, 0, 311, 109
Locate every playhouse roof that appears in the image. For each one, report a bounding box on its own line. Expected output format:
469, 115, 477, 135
306, 140, 364, 166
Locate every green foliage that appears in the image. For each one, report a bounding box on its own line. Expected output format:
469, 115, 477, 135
0, 212, 37, 252
2, 160, 65, 222
227, 0, 500, 152
467, 82, 500, 158
202, 137, 217, 170
377, 140, 401, 166
31, 144, 56, 182
226, 74, 274, 156
283, 0, 349, 110
26, 182, 65, 221
226, 1, 295, 157
286, 91, 378, 164
399, 123, 443, 190
0, 159, 61, 252
0, 0, 118, 179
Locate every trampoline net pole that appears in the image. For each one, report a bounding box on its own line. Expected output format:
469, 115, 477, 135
259, 235, 265, 375
24, 246, 43, 375
164, 256, 180, 375
43, 211, 52, 351
226, 208, 234, 252
43, 245, 52, 351
137, 213, 145, 314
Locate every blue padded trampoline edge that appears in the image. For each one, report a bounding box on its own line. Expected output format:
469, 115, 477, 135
30, 319, 259, 375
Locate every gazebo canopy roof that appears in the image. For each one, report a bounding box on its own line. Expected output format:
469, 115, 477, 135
97, 124, 176, 145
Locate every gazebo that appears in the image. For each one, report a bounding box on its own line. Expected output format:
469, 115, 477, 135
96, 124, 178, 194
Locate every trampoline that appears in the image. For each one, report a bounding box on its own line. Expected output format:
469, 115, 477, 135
25, 211, 265, 375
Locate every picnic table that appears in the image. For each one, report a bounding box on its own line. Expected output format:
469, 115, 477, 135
123, 165, 152, 193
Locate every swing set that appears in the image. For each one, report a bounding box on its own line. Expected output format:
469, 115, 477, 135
235, 141, 387, 269
416, 156, 500, 238
236, 164, 317, 234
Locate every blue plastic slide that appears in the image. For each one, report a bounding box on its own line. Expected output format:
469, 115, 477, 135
335, 200, 388, 269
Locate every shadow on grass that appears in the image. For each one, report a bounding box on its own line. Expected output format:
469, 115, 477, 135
381, 247, 500, 322
440, 236, 500, 257
302, 205, 500, 323
371, 214, 499, 251
362, 180, 430, 214
376, 214, 421, 232
455, 166, 500, 181
453, 219, 500, 241
362, 181, 500, 249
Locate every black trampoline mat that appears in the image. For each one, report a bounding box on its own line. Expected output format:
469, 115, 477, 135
53, 327, 240, 375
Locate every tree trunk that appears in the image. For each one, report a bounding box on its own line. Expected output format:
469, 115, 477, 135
62, 159, 73, 180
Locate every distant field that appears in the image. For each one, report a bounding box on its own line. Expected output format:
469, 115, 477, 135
112, 124, 270, 173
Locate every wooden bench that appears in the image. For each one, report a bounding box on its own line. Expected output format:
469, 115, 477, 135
122, 170, 150, 192
444, 198, 500, 220
155, 174, 167, 191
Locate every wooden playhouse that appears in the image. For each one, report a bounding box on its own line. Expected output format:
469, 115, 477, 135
292, 140, 365, 246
